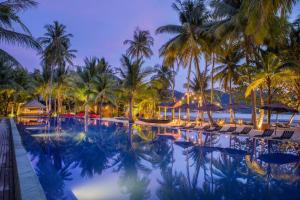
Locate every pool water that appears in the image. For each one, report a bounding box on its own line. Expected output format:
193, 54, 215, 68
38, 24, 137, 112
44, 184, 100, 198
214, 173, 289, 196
17, 118, 300, 200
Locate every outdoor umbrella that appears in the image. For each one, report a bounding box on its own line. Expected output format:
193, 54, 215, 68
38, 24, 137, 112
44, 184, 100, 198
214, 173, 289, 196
260, 103, 299, 134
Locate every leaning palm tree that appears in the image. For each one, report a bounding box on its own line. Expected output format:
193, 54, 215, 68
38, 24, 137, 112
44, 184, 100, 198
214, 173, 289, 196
39, 21, 76, 112
245, 51, 292, 125
156, 0, 210, 120
124, 27, 154, 61
214, 42, 243, 123
210, 0, 296, 128
0, 0, 40, 64
118, 55, 152, 123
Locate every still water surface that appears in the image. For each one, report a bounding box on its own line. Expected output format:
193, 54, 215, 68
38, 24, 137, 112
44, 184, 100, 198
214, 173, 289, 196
17, 118, 300, 200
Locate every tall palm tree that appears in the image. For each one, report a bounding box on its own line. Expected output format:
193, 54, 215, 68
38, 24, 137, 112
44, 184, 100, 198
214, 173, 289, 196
245, 51, 292, 125
69, 57, 100, 129
39, 21, 76, 112
54, 63, 70, 114
210, 0, 296, 128
0, 0, 40, 64
118, 55, 152, 122
156, 0, 210, 120
124, 27, 154, 61
214, 42, 243, 123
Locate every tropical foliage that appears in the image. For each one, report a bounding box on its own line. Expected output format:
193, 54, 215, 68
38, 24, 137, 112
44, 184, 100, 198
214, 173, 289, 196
0, 0, 300, 128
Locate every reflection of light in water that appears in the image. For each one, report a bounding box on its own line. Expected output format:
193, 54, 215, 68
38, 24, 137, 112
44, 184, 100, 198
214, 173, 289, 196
72, 176, 123, 200
32, 132, 69, 138
101, 121, 109, 127
74, 132, 86, 142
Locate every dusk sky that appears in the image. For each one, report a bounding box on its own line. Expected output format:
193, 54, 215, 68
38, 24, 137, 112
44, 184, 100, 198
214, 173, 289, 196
3, 0, 300, 92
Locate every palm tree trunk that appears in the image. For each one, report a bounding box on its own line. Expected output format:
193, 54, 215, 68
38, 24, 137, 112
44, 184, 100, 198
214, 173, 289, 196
172, 64, 176, 99
48, 64, 54, 113
187, 56, 193, 121
267, 79, 271, 125
245, 35, 257, 129
84, 95, 89, 132
229, 79, 234, 123
99, 99, 103, 118
129, 95, 134, 123
257, 87, 265, 129
211, 53, 215, 104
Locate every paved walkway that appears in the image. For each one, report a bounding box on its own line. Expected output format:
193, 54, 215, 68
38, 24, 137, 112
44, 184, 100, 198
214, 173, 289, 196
0, 119, 16, 200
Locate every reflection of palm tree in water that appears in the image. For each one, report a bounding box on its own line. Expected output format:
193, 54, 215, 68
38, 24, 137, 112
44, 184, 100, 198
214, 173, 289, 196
114, 123, 151, 200
35, 154, 72, 200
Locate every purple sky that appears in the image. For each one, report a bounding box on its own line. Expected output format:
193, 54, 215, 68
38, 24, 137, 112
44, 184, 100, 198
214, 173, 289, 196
3, 0, 300, 92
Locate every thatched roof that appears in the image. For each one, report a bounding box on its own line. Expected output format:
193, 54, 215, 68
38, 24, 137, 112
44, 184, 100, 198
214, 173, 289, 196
23, 100, 46, 109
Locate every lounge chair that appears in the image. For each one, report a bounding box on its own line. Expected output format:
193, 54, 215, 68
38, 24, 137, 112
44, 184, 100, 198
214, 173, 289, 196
254, 129, 274, 138
203, 125, 222, 132
232, 127, 252, 135
272, 130, 294, 140
219, 127, 237, 133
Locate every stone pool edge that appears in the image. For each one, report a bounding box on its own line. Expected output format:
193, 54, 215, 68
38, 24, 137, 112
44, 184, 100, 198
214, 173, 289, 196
10, 118, 47, 200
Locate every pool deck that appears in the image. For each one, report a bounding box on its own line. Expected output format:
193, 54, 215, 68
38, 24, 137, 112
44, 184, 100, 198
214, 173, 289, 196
102, 117, 300, 143
0, 119, 16, 200
0, 118, 47, 200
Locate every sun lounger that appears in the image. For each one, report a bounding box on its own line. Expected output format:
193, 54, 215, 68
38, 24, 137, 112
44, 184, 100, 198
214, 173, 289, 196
232, 127, 252, 135
219, 127, 237, 133
203, 125, 222, 132
272, 130, 294, 140
254, 129, 274, 138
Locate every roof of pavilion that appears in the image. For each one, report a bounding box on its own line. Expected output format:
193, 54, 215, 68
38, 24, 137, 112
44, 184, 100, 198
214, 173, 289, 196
22, 99, 46, 109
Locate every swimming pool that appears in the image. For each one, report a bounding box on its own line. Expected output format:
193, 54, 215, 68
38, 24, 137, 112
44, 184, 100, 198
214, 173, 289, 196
17, 118, 300, 200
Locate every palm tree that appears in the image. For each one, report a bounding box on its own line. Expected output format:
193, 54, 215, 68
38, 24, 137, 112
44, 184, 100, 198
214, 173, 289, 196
245, 51, 292, 125
0, 0, 40, 64
54, 63, 70, 114
152, 64, 175, 98
124, 27, 154, 61
33, 65, 51, 109
210, 0, 296, 128
39, 21, 76, 112
214, 42, 243, 123
94, 73, 117, 117
118, 55, 152, 122
156, 0, 210, 120
69, 57, 100, 129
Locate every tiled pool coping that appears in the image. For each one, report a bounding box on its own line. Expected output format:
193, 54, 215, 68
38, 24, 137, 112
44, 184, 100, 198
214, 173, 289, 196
10, 119, 47, 200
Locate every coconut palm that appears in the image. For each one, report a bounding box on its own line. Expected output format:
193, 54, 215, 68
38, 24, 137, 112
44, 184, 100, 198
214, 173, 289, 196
0, 0, 40, 64
210, 0, 296, 128
156, 0, 210, 120
10, 66, 36, 115
94, 73, 117, 117
69, 57, 100, 129
245, 51, 292, 125
124, 27, 154, 61
151, 64, 175, 99
54, 63, 70, 114
118, 55, 152, 122
39, 21, 76, 112
214, 42, 243, 123
34, 65, 51, 109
